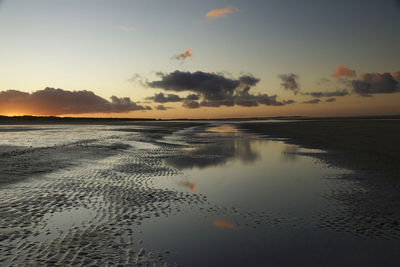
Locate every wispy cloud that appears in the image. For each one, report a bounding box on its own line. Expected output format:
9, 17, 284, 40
155, 104, 173, 111
119, 26, 136, 32
204, 6, 239, 21
278, 73, 300, 95
302, 89, 349, 98
303, 98, 321, 104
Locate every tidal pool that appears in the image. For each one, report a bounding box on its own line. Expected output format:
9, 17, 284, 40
133, 124, 400, 266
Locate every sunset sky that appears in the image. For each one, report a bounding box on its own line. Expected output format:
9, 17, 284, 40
0, 0, 399, 118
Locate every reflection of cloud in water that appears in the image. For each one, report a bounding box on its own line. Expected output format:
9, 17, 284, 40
281, 145, 299, 162
212, 220, 239, 230
179, 180, 198, 192
197, 125, 242, 137
165, 139, 259, 169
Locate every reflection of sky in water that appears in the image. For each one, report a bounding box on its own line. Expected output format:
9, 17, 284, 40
196, 124, 242, 137
137, 124, 400, 266
166, 138, 260, 169
162, 136, 347, 215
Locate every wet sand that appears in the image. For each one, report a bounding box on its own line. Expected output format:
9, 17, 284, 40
239, 119, 400, 248
0, 123, 206, 265
0, 120, 400, 266
239, 119, 400, 178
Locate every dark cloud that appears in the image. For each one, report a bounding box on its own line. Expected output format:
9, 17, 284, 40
147, 71, 240, 101
0, 87, 150, 115
155, 105, 173, 111
197, 94, 294, 108
182, 100, 200, 109
325, 97, 336, 102
146, 92, 183, 103
200, 99, 234, 107
278, 73, 300, 94
303, 98, 321, 104
234, 91, 294, 107
234, 95, 259, 107
302, 89, 349, 98
127, 73, 148, 87
352, 72, 399, 96
128, 73, 141, 82
185, 94, 200, 100
148, 71, 294, 109
146, 92, 202, 105
239, 75, 260, 86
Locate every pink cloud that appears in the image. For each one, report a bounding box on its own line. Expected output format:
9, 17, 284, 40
173, 48, 194, 60
333, 64, 356, 78
205, 6, 239, 20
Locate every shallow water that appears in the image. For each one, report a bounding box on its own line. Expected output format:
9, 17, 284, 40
136, 125, 400, 266
0, 123, 399, 266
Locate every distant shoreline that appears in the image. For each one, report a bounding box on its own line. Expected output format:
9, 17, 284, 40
1, 114, 400, 125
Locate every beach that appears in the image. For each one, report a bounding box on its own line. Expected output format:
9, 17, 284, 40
0, 119, 399, 266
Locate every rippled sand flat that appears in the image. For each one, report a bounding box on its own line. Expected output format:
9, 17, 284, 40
1, 122, 399, 266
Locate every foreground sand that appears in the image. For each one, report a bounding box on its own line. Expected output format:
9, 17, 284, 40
0, 122, 209, 265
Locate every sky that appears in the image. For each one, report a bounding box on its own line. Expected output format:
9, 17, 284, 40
0, 0, 399, 118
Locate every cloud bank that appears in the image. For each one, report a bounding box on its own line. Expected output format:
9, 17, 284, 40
0, 87, 150, 115
147, 71, 294, 109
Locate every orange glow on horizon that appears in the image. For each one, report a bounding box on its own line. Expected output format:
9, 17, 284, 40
1, 93, 399, 119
